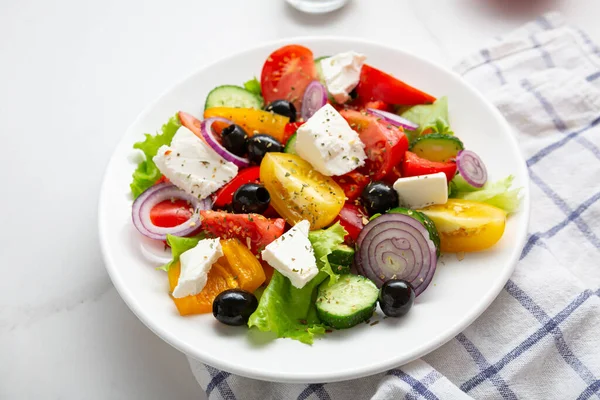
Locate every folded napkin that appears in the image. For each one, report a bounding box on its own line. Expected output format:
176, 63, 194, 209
189, 13, 600, 399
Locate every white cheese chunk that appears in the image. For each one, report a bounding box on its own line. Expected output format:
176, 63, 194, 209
320, 51, 366, 104
295, 104, 366, 176
393, 172, 449, 209
261, 220, 318, 289
153, 126, 238, 200
172, 238, 223, 298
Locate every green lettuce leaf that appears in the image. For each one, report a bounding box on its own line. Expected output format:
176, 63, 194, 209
247, 270, 326, 344
421, 117, 454, 136
450, 175, 522, 213
130, 114, 181, 198
243, 77, 262, 96
247, 222, 347, 344
308, 222, 348, 286
158, 233, 205, 272
399, 96, 450, 141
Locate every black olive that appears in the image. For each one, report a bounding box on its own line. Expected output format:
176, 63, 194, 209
379, 279, 415, 317
361, 181, 399, 215
349, 87, 358, 100
212, 289, 258, 326
247, 134, 284, 164
265, 100, 297, 122
232, 183, 270, 214
221, 124, 248, 157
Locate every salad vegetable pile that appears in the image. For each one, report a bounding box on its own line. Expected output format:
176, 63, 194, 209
130, 45, 521, 344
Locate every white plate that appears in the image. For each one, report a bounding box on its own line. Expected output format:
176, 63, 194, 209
99, 37, 530, 383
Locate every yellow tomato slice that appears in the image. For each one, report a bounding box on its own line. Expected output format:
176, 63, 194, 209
203, 107, 289, 142
420, 199, 507, 253
260, 153, 345, 229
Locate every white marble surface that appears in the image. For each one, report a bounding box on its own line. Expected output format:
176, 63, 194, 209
1, 0, 599, 398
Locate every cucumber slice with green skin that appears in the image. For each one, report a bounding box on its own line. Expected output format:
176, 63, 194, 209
330, 263, 351, 275
283, 132, 298, 155
314, 56, 329, 84
409, 133, 464, 163
388, 207, 441, 258
327, 244, 355, 267
316, 274, 379, 329
205, 85, 263, 110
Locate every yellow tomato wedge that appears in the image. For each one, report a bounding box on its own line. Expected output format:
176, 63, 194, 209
204, 107, 289, 142
260, 153, 345, 229
419, 199, 507, 253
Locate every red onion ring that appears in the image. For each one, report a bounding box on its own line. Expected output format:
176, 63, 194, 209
456, 150, 487, 188
301, 80, 328, 120
200, 117, 250, 168
355, 213, 437, 296
366, 108, 418, 131
132, 183, 212, 240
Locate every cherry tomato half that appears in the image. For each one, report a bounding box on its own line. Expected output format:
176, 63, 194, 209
420, 199, 506, 252
150, 199, 193, 228
261, 45, 317, 114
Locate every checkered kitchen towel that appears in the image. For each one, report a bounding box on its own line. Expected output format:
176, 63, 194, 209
188, 13, 600, 399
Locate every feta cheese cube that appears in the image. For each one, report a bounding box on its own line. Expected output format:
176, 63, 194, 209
172, 238, 223, 298
153, 126, 238, 200
261, 220, 318, 289
393, 172, 449, 209
320, 51, 366, 104
295, 104, 366, 176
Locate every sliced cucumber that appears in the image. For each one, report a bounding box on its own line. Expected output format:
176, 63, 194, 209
330, 263, 351, 275
327, 244, 355, 267
314, 56, 329, 84
316, 274, 378, 329
409, 133, 464, 163
388, 207, 441, 257
205, 85, 263, 110
283, 132, 298, 155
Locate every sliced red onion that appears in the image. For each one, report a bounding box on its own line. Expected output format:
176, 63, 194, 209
301, 80, 328, 120
367, 108, 418, 131
200, 117, 250, 168
355, 213, 437, 296
132, 183, 212, 241
456, 150, 487, 188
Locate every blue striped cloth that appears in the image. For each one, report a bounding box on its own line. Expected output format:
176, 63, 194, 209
188, 13, 600, 399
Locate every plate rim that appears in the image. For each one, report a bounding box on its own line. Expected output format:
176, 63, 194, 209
98, 36, 531, 383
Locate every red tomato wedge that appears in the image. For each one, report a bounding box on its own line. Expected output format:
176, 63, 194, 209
333, 171, 370, 202
382, 165, 403, 186
199, 211, 285, 254
212, 167, 261, 209
401, 151, 457, 182
356, 64, 436, 106
334, 203, 368, 244
340, 110, 409, 181
150, 199, 193, 228
261, 45, 317, 113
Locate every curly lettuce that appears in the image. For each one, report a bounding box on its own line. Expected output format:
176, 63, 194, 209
130, 114, 181, 198
247, 222, 348, 344
308, 222, 347, 286
243, 77, 262, 96
449, 175, 522, 213
398, 96, 450, 141
158, 233, 205, 272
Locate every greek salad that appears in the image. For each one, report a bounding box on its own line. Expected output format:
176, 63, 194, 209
130, 45, 521, 344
